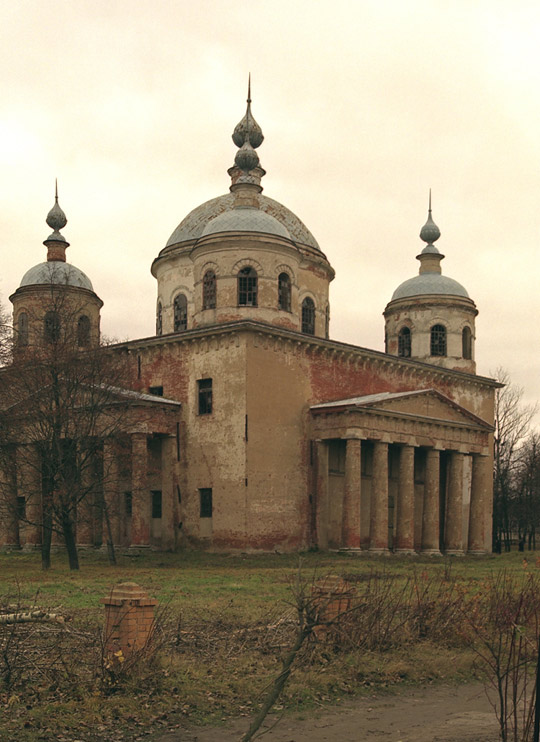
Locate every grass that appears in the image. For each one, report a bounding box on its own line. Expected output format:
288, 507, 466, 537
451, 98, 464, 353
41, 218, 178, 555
0, 549, 537, 741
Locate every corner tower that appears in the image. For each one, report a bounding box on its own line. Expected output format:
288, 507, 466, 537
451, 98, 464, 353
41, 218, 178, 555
10, 185, 103, 351
151, 82, 335, 338
384, 197, 478, 373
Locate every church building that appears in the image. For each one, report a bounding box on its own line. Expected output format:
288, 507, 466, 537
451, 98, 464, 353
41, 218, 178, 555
1, 91, 497, 555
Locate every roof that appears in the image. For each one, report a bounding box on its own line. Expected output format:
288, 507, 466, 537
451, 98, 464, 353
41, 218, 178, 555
164, 192, 320, 250
19, 261, 94, 291
391, 273, 469, 301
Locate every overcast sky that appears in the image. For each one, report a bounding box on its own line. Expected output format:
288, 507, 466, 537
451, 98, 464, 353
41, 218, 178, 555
1, 0, 539, 423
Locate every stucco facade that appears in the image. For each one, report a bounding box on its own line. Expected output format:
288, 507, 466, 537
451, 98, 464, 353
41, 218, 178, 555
0, 94, 497, 555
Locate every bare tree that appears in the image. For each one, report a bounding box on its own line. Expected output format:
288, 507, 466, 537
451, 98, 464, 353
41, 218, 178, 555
0, 287, 131, 570
492, 368, 539, 552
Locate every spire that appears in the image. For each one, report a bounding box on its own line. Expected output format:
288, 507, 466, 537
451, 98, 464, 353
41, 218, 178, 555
229, 77, 266, 195
417, 193, 444, 274
44, 180, 69, 261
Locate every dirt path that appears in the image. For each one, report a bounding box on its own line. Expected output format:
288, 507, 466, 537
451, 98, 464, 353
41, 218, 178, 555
155, 681, 499, 742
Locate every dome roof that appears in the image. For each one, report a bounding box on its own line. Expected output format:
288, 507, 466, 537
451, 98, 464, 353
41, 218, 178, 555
20, 261, 94, 291
165, 193, 320, 250
391, 273, 469, 301
201, 206, 290, 239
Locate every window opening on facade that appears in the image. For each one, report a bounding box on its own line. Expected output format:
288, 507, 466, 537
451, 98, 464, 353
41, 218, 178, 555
203, 270, 217, 309
328, 440, 346, 474
238, 267, 258, 306
124, 491, 132, 516
174, 294, 188, 332
462, 326, 472, 359
278, 272, 291, 311
151, 490, 162, 519
398, 326, 411, 357
198, 378, 213, 415
156, 302, 162, 336
149, 385, 164, 396
18, 312, 28, 346
44, 311, 60, 343
325, 305, 330, 339
17, 496, 26, 520
77, 315, 91, 347
199, 488, 213, 518
301, 297, 315, 335
430, 324, 447, 356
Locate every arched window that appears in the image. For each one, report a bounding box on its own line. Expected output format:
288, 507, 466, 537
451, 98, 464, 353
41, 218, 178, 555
156, 302, 162, 336
44, 311, 60, 344
238, 267, 257, 307
18, 312, 28, 347
278, 272, 291, 312
77, 315, 91, 347
203, 271, 216, 309
301, 297, 315, 335
174, 294, 188, 332
462, 326, 472, 360
398, 326, 411, 357
430, 324, 447, 356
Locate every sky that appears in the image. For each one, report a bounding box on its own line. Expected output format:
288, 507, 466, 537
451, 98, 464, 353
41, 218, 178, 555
1, 0, 539, 423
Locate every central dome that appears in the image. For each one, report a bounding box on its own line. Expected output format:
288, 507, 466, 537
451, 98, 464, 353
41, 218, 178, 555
165, 193, 319, 250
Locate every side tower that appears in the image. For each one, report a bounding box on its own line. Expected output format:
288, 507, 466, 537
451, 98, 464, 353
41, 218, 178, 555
383, 198, 477, 373
10, 187, 103, 351
151, 83, 335, 338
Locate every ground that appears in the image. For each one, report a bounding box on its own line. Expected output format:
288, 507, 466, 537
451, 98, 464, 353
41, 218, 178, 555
154, 681, 498, 742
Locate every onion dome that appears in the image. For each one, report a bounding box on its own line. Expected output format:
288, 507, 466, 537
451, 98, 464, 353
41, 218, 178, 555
232, 75, 264, 150
390, 195, 469, 300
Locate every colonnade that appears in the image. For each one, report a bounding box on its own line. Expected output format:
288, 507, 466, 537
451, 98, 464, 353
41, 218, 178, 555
316, 438, 492, 555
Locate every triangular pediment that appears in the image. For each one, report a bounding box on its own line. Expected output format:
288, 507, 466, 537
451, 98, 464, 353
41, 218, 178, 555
311, 389, 492, 429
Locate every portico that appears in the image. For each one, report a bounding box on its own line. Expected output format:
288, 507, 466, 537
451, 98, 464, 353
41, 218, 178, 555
311, 390, 493, 555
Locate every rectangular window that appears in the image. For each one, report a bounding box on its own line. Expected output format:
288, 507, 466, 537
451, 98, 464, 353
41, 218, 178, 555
149, 385, 164, 397
16, 496, 26, 520
199, 488, 213, 518
124, 491, 132, 517
151, 490, 162, 519
198, 378, 213, 415
328, 440, 346, 475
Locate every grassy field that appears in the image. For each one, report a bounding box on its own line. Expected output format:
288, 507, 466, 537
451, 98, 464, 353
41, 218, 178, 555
0, 549, 537, 741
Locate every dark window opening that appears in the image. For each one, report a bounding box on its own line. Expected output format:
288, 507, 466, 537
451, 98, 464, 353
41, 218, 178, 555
124, 491, 132, 517
149, 385, 164, 396
156, 302, 162, 336
17, 496, 26, 520
77, 315, 91, 347
44, 311, 60, 343
198, 378, 212, 415
177, 484, 181, 503
18, 312, 28, 347
430, 324, 447, 356
398, 326, 411, 357
301, 297, 315, 335
462, 326, 472, 359
328, 440, 346, 475
325, 305, 330, 339
203, 270, 217, 309
199, 488, 213, 518
151, 490, 162, 519
238, 267, 258, 307
174, 294, 188, 332
278, 272, 291, 311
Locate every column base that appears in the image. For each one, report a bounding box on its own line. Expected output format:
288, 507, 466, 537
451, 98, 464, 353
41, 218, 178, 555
369, 547, 391, 556
467, 549, 489, 556
338, 547, 365, 555
445, 549, 465, 557
421, 549, 442, 557
22, 543, 41, 552
0, 544, 21, 552
394, 548, 416, 556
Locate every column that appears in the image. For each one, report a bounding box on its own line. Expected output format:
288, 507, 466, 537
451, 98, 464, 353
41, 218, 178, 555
395, 444, 415, 554
161, 436, 175, 551
103, 439, 121, 550
315, 441, 329, 550
445, 451, 465, 555
468, 453, 491, 554
421, 448, 441, 555
130, 433, 150, 549
77, 454, 94, 549
341, 439, 362, 549
369, 441, 389, 554
17, 444, 41, 550
0, 446, 19, 549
